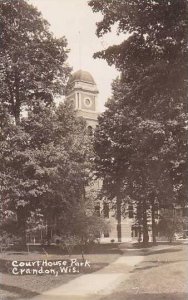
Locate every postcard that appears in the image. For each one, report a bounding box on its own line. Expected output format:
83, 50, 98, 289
0, 1, 187, 299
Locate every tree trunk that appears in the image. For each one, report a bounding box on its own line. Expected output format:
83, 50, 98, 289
142, 199, 149, 247
15, 68, 21, 125
15, 113, 20, 126
138, 227, 142, 244
116, 196, 122, 242
17, 206, 27, 246
151, 202, 157, 245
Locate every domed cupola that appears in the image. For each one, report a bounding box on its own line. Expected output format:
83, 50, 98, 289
69, 69, 96, 85
66, 69, 99, 127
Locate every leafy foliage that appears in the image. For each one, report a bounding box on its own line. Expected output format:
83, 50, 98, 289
157, 211, 184, 242
90, 0, 188, 244
0, 0, 71, 123
58, 207, 109, 256
0, 1, 92, 243
0, 96, 92, 241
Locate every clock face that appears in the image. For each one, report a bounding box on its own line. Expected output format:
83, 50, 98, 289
84, 97, 92, 107
80, 95, 95, 111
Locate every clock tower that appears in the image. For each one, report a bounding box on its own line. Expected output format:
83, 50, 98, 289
66, 70, 99, 127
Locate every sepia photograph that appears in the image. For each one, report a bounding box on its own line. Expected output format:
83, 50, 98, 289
0, 1, 187, 299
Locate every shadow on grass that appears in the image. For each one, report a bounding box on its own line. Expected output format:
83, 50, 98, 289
0, 283, 39, 299
102, 292, 188, 300
7, 252, 29, 255
5, 242, 122, 256
131, 258, 188, 273
133, 241, 183, 248
121, 247, 182, 258
143, 248, 182, 256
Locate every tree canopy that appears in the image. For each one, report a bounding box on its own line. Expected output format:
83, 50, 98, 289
0, 0, 70, 124
0, 99, 92, 240
90, 0, 188, 244
0, 1, 93, 243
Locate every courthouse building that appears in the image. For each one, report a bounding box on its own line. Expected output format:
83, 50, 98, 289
66, 69, 134, 242
26, 70, 187, 244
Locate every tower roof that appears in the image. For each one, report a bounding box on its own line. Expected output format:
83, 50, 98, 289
69, 69, 96, 85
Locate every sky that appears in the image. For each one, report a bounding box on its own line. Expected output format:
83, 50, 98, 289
29, 0, 124, 111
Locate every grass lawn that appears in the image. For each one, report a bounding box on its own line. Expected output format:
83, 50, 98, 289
0, 243, 120, 300
101, 242, 188, 300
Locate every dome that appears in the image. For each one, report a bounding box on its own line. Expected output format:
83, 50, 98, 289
69, 69, 96, 85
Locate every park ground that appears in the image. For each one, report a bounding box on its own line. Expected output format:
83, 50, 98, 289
0, 243, 120, 299
101, 241, 188, 300
0, 241, 188, 300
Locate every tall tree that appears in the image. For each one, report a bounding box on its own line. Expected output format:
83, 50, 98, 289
90, 0, 188, 245
0, 0, 92, 243
0, 99, 92, 241
0, 0, 70, 124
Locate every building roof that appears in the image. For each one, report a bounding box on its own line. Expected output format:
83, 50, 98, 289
69, 69, 96, 85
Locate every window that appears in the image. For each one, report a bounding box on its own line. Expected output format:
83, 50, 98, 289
103, 202, 109, 218
134, 227, 138, 238
77, 93, 80, 108
94, 203, 100, 217
183, 208, 188, 217
154, 203, 159, 219
104, 232, 109, 238
87, 125, 93, 136
128, 205, 134, 218
175, 208, 182, 217
132, 225, 141, 238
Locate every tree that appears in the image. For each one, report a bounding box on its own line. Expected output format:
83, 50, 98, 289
157, 211, 184, 243
0, 96, 92, 243
0, 0, 70, 124
59, 208, 109, 257
0, 1, 83, 243
90, 0, 188, 245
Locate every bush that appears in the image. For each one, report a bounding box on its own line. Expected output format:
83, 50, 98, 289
56, 211, 110, 257
157, 212, 184, 242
